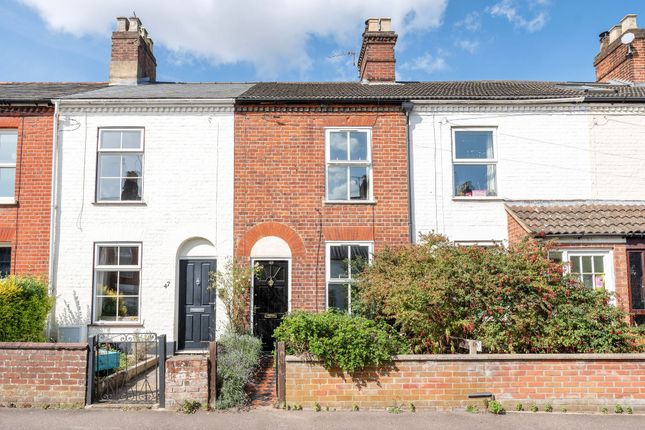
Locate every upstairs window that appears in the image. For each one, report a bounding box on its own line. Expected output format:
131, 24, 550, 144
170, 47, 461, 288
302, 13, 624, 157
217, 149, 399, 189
326, 242, 372, 312
97, 129, 144, 202
0, 130, 17, 203
0, 246, 10, 278
94, 243, 141, 323
326, 129, 371, 201
452, 129, 497, 197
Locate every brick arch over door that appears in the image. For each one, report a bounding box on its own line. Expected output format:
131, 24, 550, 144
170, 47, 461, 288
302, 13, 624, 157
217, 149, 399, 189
236, 222, 305, 258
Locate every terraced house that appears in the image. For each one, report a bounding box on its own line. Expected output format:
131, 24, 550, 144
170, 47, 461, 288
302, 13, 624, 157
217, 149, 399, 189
3, 13, 645, 354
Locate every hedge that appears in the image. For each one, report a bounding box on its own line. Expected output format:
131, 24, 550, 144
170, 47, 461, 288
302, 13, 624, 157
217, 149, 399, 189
0, 276, 53, 342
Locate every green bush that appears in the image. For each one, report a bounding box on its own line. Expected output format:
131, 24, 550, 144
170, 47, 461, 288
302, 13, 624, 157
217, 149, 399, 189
273, 311, 409, 373
356, 235, 643, 354
488, 400, 506, 415
215, 332, 262, 409
0, 276, 53, 342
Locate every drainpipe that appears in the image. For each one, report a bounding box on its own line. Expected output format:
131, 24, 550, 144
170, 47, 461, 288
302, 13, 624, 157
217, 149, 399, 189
402, 101, 415, 244
46, 99, 60, 339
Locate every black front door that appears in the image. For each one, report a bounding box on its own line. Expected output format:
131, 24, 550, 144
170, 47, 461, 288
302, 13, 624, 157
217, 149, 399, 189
178, 259, 216, 350
253, 260, 289, 351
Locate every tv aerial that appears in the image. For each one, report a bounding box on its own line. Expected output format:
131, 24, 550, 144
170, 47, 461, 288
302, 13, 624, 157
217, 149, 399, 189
621, 32, 635, 57
329, 51, 357, 67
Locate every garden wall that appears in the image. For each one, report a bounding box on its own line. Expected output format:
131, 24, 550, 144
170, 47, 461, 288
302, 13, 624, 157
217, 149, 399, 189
0, 342, 87, 407
165, 355, 209, 408
285, 354, 645, 412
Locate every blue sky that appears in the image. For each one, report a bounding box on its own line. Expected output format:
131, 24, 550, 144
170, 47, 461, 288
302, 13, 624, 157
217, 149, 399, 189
0, 0, 643, 83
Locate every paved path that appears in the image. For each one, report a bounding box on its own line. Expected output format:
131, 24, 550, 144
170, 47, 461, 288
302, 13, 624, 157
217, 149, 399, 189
1, 407, 644, 430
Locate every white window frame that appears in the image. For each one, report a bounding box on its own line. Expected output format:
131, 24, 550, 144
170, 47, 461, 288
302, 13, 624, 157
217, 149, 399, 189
0, 129, 18, 204
93, 242, 143, 324
451, 127, 498, 199
0, 244, 10, 278
324, 128, 373, 203
325, 241, 373, 312
96, 128, 145, 203
551, 249, 615, 295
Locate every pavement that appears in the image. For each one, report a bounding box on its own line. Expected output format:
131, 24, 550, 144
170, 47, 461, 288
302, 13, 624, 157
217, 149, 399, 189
1, 407, 644, 430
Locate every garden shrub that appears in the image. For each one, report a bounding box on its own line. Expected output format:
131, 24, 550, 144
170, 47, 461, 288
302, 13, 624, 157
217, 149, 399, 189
0, 276, 53, 342
356, 235, 643, 354
215, 331, 262, 409
273, 310, 410, 373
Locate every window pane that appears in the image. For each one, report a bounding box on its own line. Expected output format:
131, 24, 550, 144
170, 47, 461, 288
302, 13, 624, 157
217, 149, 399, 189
570, 256, 581, 273
327, 166, 347, 200
122, 154, 143, 177
351, 245, 369, 276
349, 132, 368, 161
119, 296, 139, 321
593, 255, 604, 273
455, 131, 493, 159
0, 247, 10, 278
121, 177, 142, 201
594, 274, 605, 289
330, 245, 349, 279
582, 274, 593, 289
119, 271, 140, 295
100, 130, 121, 149
98, 247, 118, 265
99, 178, 121, 201
96, 296, 118, 321
99, 155, 121, 178
548, 251, 563, 263
453, 164, 496, 197
329, 132, 347, 161
328, 283, 349, 312
629, 252, 645, 310
0, 168, 16, 198
349, 166, 368, 200
0, 131, 17, 164
581, 256, 592, 273
119, 247, 139, 266
96, 271, 118, 295
121, 131, 142, 149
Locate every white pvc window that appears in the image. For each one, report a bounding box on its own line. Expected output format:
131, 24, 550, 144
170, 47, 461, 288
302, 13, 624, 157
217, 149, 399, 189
452, 129, 497, 197
549, 249, 614, 293
93, 243, 142, 323
326, 242, 373, 312
325, 129, 372, 201
96, 129, 144, 202
0, 130, 17, 203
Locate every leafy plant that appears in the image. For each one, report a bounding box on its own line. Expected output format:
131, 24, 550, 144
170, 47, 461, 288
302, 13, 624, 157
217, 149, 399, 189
488, 400, 506, 415
215, 331, 262, 409
601, 406, 609, 414
544, 403, 553, 413
387, 405, 402, 414
515, 403, 524, 411
626, 406, 633, 414
273, 310, 409, 373
56, 291, 90, 326
530, 404, 539, 413
292, 404, 303, 411
614, 404, 624, 414
561, 408, 567, 413
466, 404, 479, 414
352, 403, 360, 412
409, 402, 416, 412
314, 402, 321, 412
178, 400, 201, 414
210, 259, 259, 335
0, 276, 53, 342
356, 235, 643, 354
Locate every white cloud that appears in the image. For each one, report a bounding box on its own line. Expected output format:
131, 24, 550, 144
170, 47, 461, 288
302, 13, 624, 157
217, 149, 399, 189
401, 52, 447, 75
455, 11, 481, 31
19, 0, 448, 78
456, 39, 479, 54
488, 0, 547, 32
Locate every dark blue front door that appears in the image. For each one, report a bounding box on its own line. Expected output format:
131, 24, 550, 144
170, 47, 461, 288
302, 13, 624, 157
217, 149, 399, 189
178, 259, 216, 350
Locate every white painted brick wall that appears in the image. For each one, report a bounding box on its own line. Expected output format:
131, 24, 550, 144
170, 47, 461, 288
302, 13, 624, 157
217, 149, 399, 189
54, 106, 235, 345
411, 105, 645, 243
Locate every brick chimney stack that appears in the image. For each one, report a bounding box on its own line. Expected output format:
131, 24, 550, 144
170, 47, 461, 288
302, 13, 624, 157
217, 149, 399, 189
357, 18, 397, 83
594, 14, 645, 83
109, 16, 157, 85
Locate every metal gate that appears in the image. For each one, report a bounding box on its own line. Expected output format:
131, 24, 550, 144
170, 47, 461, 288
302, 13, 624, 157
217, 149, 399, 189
86, 333, 166, 407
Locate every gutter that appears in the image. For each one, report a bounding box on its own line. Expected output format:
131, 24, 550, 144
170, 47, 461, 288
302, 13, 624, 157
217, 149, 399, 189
410, 97, 586, 105
47, 99, 60, 340
402, 101, 415, 244
58, 98, 236, 107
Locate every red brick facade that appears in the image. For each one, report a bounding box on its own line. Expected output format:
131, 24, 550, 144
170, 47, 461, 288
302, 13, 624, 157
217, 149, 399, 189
0, 108, 53, 278
0, 342, 87, 407
234, 104, 409, 312
594, 29, 645, 83
165, 355, 209, 408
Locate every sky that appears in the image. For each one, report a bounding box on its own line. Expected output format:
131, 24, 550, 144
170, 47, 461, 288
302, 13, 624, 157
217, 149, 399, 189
0, 0, 643, 83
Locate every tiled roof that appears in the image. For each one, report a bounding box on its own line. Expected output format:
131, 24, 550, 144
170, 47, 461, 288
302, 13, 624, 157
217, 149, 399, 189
505, 201, 645, 236
0, 82, 108, 103
238, 81, 645, 102
63, 82, 255, 99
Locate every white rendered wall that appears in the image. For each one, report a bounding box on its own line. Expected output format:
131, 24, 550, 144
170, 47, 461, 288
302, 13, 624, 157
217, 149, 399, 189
53, 104, 234, 346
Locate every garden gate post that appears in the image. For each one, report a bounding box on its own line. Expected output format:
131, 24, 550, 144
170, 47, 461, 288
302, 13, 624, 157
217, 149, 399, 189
85, 335, 96, 405
277, 341, 286, 405
209, 341, 217, 404
158, 334, 166, 408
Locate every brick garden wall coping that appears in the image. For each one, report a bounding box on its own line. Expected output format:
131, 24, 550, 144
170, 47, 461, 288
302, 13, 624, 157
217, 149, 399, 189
0, 342, 88, 351
286, 353, 645, 362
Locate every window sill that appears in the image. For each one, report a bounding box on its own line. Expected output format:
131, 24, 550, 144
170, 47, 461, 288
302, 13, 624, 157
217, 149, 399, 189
324, 199, 377, 205
89, 322, 144, 327
0, 199, 17, 206
452, 196, 503, 202
92, 201, 147, 206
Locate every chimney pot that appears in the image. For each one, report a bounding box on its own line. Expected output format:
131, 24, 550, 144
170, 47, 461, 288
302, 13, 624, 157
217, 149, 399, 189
609, 24, 622, 44
379, 18, 392, 32
116, 16, 129, 32
621, 14, 638, 33
128, 16, 141, 32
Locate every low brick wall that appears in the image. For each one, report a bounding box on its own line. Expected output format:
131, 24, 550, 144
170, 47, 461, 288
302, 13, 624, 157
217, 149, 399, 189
286, 354, 645, 412
0, 342, 88, 408
165, 355, 209, 408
